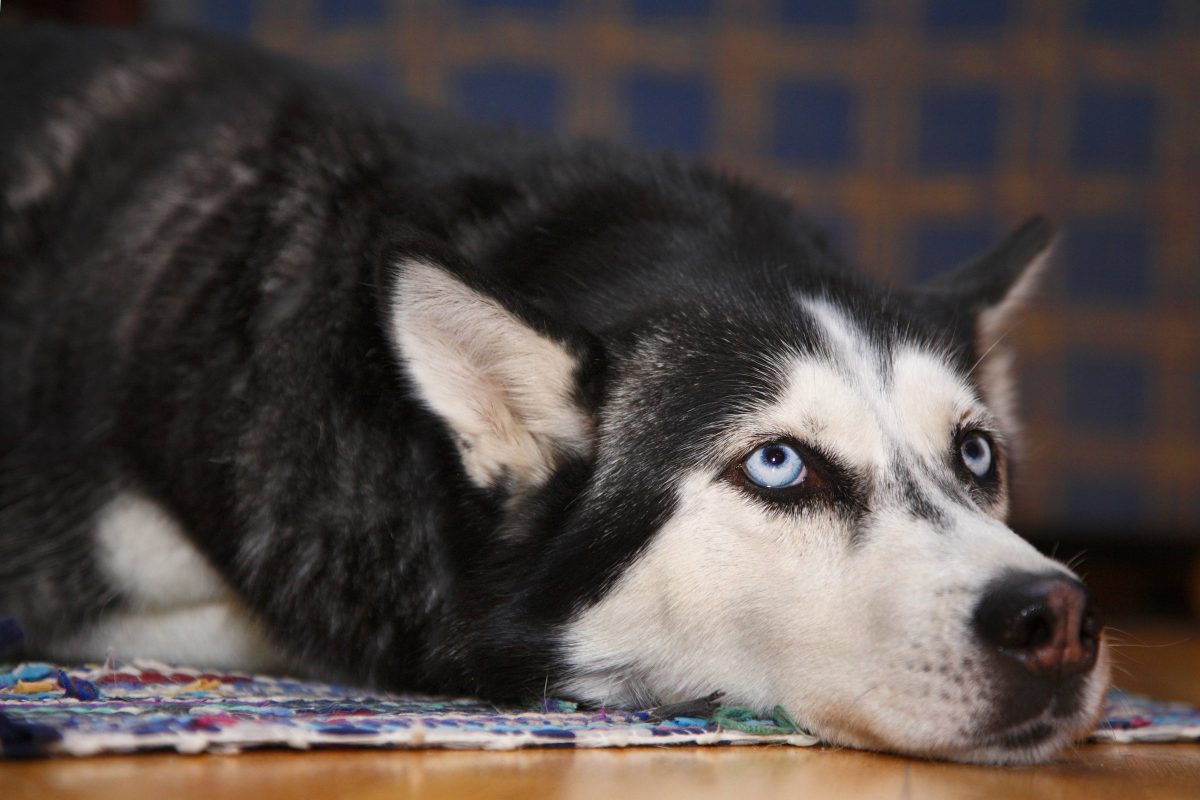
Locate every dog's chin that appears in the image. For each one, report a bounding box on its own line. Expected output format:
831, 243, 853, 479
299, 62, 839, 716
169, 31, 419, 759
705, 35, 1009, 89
813, 722, 1066, 766
942, 716, 1089, 766
821, 714, 1085, 766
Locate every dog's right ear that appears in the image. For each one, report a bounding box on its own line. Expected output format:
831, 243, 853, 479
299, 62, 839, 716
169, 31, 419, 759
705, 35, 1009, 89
920, 215, 1055, 347
918, 216, 1056, 433
381, 256, 599, 491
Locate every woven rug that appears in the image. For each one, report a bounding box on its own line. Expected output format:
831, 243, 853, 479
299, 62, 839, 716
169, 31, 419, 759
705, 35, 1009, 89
1, 658, 1197, 757
0, 659, 817, 757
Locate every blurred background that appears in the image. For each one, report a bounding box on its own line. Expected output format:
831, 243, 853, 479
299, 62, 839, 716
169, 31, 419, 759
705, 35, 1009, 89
5, 0, 1199, 616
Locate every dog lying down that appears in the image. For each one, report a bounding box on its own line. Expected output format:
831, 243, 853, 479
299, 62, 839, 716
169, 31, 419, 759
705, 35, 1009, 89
0, 28, 1107, 764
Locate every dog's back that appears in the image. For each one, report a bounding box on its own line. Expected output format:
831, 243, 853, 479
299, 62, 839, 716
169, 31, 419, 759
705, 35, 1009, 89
0, 28, 173, 645
0, 28, 411, 660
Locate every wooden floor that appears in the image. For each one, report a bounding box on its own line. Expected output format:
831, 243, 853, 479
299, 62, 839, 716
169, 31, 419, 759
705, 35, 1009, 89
4, 619, 1199, 800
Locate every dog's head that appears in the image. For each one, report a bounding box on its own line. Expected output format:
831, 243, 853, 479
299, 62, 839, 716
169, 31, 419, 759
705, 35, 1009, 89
384, 214, 1108, 765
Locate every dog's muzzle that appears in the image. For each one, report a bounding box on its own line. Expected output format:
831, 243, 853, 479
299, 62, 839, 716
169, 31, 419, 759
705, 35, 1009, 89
972, 571, 1102, 734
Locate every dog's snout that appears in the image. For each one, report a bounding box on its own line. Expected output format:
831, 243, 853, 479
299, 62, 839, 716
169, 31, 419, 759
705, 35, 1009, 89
973, 573, 1101, 678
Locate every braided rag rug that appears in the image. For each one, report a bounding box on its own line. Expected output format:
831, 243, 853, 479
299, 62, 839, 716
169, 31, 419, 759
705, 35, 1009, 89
1, 622, 1197, 758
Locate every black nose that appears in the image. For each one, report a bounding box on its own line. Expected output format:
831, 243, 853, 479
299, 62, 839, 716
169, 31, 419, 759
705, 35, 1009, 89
973, 572, 1101, 678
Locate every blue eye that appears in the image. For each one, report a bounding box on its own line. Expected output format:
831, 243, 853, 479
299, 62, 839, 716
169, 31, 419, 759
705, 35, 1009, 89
743, 443, 808, 489
960, 433, 993, 478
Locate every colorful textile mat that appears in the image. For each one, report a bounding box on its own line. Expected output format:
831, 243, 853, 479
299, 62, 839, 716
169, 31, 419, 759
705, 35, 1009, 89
0, 660, 817, 757
1, 661, 1196, 757
1093, 690, 1200, 744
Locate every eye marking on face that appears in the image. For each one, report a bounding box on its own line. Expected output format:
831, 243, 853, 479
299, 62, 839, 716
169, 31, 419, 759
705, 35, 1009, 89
722, 436, 872, 516
743, 442, 809, 489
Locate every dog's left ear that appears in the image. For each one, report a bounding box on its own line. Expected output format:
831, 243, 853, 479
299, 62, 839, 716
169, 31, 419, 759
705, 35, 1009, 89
382, 256, 599, 491
919, 216, 1056, 428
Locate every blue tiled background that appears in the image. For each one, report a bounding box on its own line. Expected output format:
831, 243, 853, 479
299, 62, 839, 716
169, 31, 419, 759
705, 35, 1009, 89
773, 82, 856, 166
628, 73, 711, 153
918, 87, 1001, 171
458, 65, 561, 133
151, 0, 1199, 537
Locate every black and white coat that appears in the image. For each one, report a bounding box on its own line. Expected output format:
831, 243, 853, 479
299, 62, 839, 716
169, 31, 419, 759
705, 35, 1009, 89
0, 28, 1107, 763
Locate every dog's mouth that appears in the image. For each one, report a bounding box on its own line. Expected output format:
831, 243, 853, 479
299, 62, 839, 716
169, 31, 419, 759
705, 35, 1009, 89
981, 671, 1092, 732
976, 698, 1080, 753
987, 719, 1057, 750
957, 638, 1112, 763
965, 701, 1092, 763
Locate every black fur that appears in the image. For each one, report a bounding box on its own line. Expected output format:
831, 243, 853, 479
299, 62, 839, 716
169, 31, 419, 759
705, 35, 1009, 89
0, 28, 1040, 700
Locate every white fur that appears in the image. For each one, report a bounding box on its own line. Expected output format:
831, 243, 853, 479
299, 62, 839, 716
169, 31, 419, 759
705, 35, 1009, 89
95, 493, 231, 609
390, 259, 592, 489
563, 295, 1108, 764
77, 493, 282, 670
54, 602, 285, 672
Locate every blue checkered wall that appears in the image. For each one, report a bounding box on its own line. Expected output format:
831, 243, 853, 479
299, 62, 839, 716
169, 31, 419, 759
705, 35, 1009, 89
154, 0, 1200, 538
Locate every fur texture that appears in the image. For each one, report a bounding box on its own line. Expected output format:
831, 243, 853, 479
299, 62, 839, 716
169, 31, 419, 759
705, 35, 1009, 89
0, 28, 1107, 764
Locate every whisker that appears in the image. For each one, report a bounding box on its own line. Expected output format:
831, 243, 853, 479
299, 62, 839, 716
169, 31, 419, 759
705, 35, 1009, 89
1108, 664, 1137, 682
967, 331, 1011, 379
1103, 627, 1191, 649
1063, 551, 1089, 573
1107, 638, 1191, 650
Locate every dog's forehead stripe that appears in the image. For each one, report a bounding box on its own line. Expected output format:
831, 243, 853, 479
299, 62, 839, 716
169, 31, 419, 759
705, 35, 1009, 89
795, 297, 982, 442
799, 296, 893, 388
750, 296, 989, 520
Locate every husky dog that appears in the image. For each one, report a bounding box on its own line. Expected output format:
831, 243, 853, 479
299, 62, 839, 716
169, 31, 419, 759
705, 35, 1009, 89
0, 28, 1107, 763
